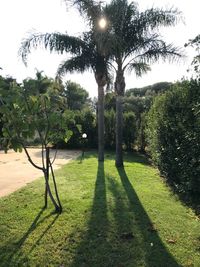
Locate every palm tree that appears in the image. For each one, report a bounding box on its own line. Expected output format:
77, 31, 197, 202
102, 0, 183, 166
19, 22, 109, 161
56, 31, 110, 161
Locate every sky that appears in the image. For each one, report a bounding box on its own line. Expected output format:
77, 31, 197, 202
0, 0, 200, 97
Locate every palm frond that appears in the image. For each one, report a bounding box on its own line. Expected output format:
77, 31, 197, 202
123, 33, 160, 61
19, 32, 85, 65
139, 7, 183, 31
104, 0, 183, 69
136, 42, 183, 64
185, 34, 200, 50
66, 0, 101, 27
126, 62, 151, 76
56, 55, 93, 77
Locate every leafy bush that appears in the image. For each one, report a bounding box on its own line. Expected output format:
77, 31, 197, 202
104, 109, 137, 150
123, 111, 136, 150
146, 80, 200, 199
57, 109, 97, 149
105, 109, 115, 149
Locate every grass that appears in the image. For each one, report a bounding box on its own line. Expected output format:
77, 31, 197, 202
0, 151, 199, 267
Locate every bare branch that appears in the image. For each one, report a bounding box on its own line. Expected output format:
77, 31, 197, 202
23, 146, 44, 171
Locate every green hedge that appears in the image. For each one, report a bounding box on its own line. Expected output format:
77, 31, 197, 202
104, 109, 137, 150
146, 80, 200, 198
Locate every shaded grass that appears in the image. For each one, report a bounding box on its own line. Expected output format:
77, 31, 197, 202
0, 151, 199, 266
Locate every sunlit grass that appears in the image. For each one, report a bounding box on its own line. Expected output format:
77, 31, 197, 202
0, 151, 199, 266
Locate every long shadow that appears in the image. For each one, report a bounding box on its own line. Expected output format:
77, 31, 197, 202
70, 162, 112, 267
0, 207, 59, 266
107, 176, 149, 265
117, 167, 180, 267
29, 214, 59, 253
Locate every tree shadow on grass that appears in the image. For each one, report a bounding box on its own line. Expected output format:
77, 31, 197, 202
69, 156, 180, 267
69, 162, 113, 267
0, 207, 59, 266
117, 167, 180, 267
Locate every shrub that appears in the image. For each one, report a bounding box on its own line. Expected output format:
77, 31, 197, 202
104, 109, 137, 150
57, 109, 97, 149
105, 109, 115, 149
146, 80, 200, 199
123, 111, 137, 150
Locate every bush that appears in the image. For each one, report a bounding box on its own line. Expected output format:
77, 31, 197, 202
105, 109, 115, 149
123, 111, 137, 150
104, 109, 137, 150
146, 80, 200, 199
57, 109, 97, 149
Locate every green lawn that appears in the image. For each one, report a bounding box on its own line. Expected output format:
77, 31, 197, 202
0, 152, 199, 267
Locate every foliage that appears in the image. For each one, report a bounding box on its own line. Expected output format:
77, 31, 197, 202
103, 82, 172, 152
105, 109, 137, 151
123, 111, 136, 150
146, 79, 200, 200
101, 0, 182, 166
62, 108, 97, 149
104, 0, 182, 70
126, 82, 173, 97
0, 76, 72, 151
54, 81, 96, 149
63, 80, 90, 110
0, 152, 199, 266
19, 25, 110, 162
104, 109, 115, 149
104, 92, 116, 111
0, 72, 75, 212
0, 76, 16, 140
124, 82, 173, 151
185, 34, 200, 76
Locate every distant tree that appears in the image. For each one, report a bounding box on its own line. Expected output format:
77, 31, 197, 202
0, 76, 16, 140
104, 109, 115, 149
123, 111, 136, 151
0, 73, 75, 213
63, 80, 90, 110
105, 92, 116, 111
60, 108, 96, 149
185, 34, 200, 76
125, 82, 174, 152
104, 85, 165, 151
126, 82, 173, 97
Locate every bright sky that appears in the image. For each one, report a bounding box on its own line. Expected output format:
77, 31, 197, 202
0, 0, 199, 97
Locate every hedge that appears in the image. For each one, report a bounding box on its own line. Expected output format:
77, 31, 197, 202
146, 79, 200, 199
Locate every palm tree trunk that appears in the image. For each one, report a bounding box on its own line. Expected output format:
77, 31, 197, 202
97, 84, 105, 161
115, 95, 123, 167
115, 68, 125, 167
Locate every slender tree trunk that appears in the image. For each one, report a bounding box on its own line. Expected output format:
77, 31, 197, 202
98, 85, 104, 161
95, 71, 107, 162
115, 68, 125, 167
43, 147, 61, 213
115, 95, 123, 167
44, 147, 49, 208
49, 159, 62, 213
44, 171, 60, 212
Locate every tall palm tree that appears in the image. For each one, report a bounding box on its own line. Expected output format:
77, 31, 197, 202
102, 0, 183, 166
19, 20, 109, 161
56, 31, 110, 161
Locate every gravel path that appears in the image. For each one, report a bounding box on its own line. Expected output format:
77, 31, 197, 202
0, 148, 80, 197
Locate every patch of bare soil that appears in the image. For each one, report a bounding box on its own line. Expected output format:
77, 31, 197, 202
0, 148, 80, 197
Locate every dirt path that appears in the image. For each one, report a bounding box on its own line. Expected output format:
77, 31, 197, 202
0, 148, 80, 198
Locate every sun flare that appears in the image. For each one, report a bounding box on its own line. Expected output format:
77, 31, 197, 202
99, 17, 107, 29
